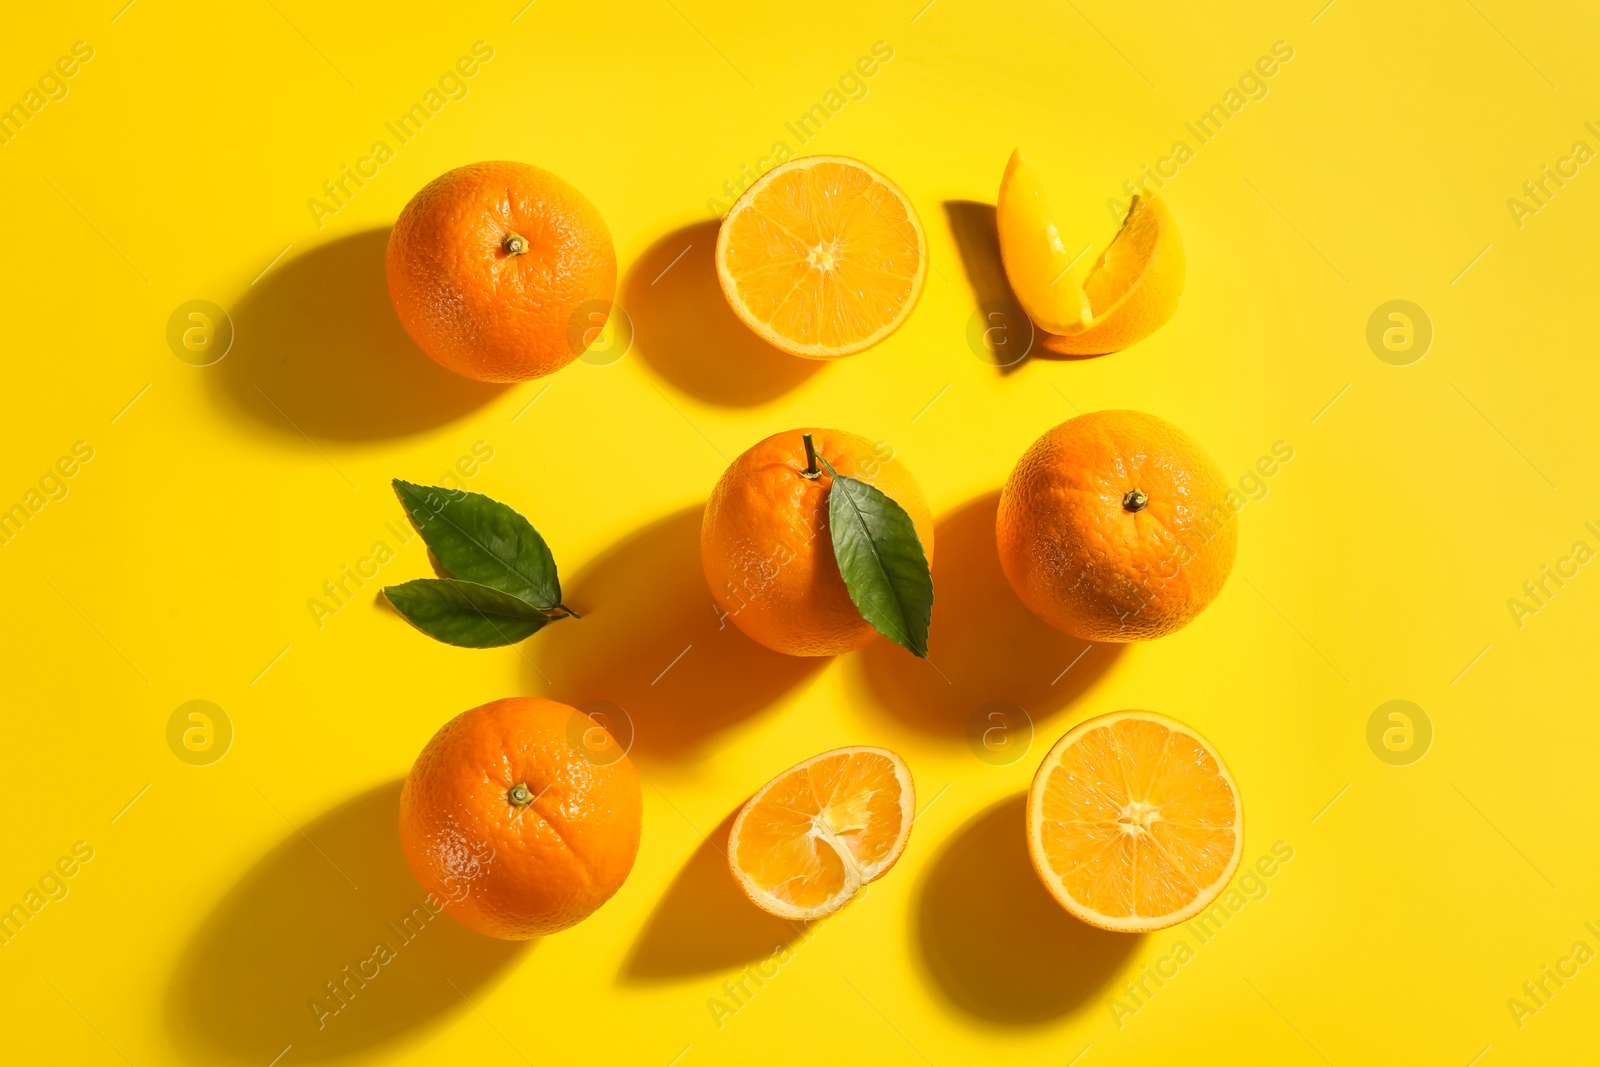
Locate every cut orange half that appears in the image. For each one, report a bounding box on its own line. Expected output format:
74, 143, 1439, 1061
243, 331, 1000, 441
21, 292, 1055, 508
716, 156, 928, 360
1027, 711, 1242, 932
728, 746, 915, 920
997, 149, 1184, 356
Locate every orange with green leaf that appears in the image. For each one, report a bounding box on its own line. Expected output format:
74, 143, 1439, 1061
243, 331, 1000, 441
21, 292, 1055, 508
701, 428, 934, 657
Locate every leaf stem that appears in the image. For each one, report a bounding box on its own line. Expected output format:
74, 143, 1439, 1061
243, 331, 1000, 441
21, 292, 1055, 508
811, 446, 839, 480
801, 433, 822, 479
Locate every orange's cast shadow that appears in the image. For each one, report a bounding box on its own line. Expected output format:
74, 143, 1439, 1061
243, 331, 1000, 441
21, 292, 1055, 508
944, 199, 1099, 370
166, 781, 527, 1063
623, 220, 823, 406
620, 807, 803, 981
857, 491, 1122, 738
916, 794, 1139, 1022
945, 201, 1013, 312
208, 229, 507, 441
526, 506, 824, 762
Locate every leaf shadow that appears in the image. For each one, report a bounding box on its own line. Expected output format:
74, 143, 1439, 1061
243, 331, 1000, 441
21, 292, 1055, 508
915, 793, 1140, 1023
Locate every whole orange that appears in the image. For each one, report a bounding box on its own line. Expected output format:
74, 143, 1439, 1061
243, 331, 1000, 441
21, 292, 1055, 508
996, 410, 1236, 641
386, 161, 617, 382
702, 428, 934, 657
398, 697, 641, 939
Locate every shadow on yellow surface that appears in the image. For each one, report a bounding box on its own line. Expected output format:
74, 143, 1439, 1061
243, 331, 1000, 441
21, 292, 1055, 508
946, 199, 1029, 375
209, 229, 507, 441
527, 506, 824, 761
621, 806, 801, 981
916, 794, 1138, 1023
623, 221, 823, 406
166, 780, 527, 1063
857, 491, 1122, 738
945, 200, 1099, 371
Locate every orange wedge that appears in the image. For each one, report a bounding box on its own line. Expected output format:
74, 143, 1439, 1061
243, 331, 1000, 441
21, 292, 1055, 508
996, 149, 1097, 334
1027, 711, 1242, 932
728, 746, 915, 920
997, 149, 1184, 355
716, 156, 928, 359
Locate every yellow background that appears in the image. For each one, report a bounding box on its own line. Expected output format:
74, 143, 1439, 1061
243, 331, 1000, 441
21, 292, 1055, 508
3, 0, 1597, 1063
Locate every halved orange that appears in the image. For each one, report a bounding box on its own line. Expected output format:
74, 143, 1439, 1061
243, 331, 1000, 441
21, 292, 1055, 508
997, 149, 1184, 355
715, 156, 928, 359
728, 746, 915, 920
1027, 711, 1242, 932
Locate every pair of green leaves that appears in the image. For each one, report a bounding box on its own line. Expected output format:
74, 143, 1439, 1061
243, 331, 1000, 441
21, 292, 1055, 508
381, 480, 574, 648
814, 442, 934, 658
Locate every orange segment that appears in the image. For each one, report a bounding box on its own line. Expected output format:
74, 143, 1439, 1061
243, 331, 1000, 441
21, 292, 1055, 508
728, 746, 915, 919
1042, 193, 1184, 355
1027, 711, 1241, 932
996, 148, 1185, 356
716, 156, 928, 359
996, 149, 1095, 334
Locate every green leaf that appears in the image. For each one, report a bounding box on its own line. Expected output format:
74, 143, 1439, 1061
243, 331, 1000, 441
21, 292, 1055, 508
381, 578, 550, 648
391, 480, 562, 610
826, 474, 934, 657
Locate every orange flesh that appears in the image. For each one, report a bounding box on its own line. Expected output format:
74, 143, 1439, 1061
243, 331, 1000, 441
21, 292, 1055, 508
1035, 715, 1239, 926
732, 749, 910, 912
1037, 193, 1184, 356
1080, 194, 1164, 320
719, 160, 924, 355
